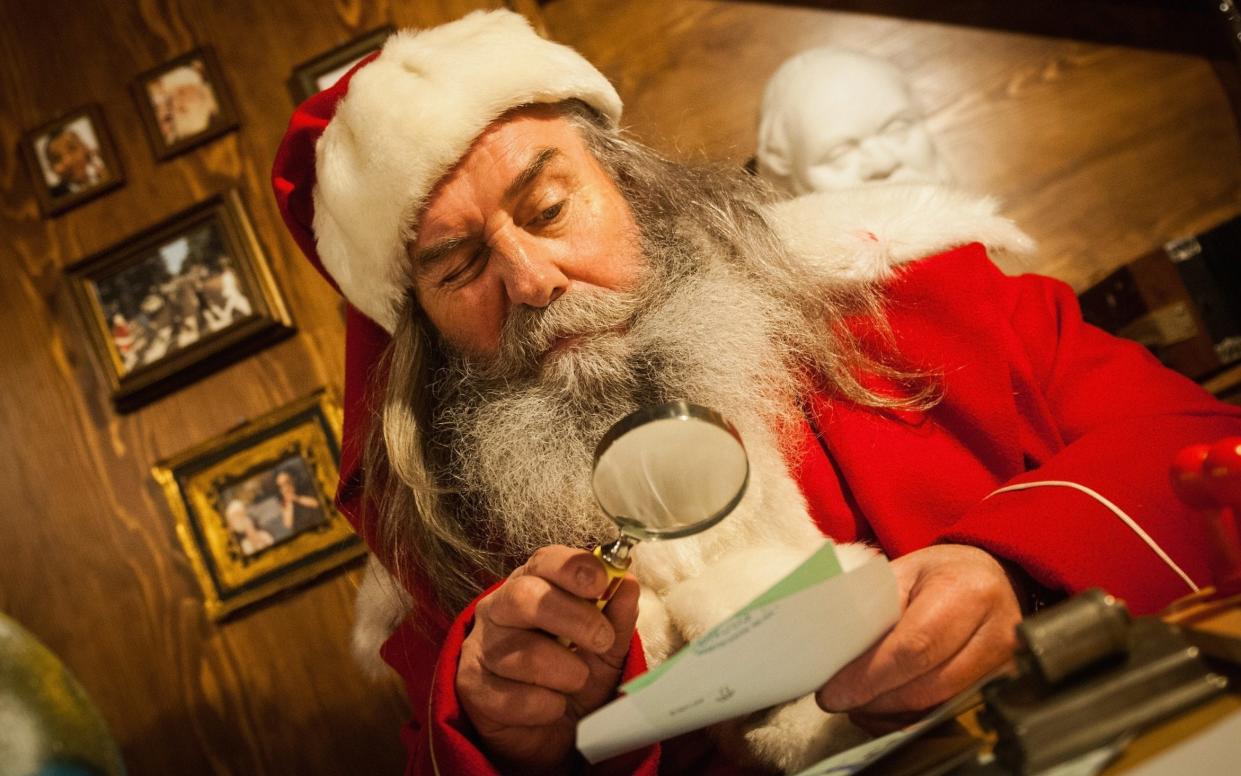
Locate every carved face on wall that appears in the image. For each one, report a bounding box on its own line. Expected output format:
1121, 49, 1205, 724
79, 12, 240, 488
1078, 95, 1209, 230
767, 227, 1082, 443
756, 47, 953, 195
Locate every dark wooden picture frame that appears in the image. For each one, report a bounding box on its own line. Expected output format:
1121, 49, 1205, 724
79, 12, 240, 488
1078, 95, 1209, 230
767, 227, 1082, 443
153, 391, 364, 620
287, 26, 393, 104
131, 45, 239, 160
20, 103, 125, 217
66, 189, 294, 412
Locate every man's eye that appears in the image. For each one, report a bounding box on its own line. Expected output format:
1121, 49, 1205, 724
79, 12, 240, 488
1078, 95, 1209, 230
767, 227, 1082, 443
884, 118, 912, 136
438, 247, 488, 287
535, 202, 564, 224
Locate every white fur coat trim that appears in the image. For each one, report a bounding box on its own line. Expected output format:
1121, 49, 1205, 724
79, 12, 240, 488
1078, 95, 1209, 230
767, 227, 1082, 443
351, 554, 413, 680
313, 9, 624, 333
761, 184, 1035, 285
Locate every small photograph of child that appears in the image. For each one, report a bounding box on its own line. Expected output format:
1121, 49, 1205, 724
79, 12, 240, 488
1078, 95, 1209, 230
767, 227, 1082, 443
34, 115, 109, 197
23, 105, 124, 215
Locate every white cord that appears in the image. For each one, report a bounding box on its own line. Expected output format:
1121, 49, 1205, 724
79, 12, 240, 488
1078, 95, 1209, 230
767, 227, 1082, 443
986, 480, 1199, 592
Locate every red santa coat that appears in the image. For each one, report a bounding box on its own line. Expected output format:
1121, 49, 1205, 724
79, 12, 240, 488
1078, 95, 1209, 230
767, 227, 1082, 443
329, 239, 1241, 775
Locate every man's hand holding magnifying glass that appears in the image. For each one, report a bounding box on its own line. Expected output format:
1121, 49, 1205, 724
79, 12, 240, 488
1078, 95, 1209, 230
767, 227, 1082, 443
457, 545, 640, 771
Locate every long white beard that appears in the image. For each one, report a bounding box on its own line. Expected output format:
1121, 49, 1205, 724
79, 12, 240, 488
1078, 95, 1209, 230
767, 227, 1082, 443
432, 258, 810, 567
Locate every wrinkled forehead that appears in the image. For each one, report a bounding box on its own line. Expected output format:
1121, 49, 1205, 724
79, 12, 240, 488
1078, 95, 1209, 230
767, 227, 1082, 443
415, 105, 593, 230
430, 105, 578, 185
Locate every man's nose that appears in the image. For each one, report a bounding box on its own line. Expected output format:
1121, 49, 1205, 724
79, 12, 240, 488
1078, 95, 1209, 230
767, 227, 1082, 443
491, 232, 568, 308
857, 140, 899, 181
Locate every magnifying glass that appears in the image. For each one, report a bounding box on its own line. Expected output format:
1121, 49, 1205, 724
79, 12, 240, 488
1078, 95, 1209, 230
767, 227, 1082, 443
581, 400, 750, 613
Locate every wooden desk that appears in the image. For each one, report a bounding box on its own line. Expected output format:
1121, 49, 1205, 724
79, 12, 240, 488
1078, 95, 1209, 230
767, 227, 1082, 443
1104, 691, 1240, 773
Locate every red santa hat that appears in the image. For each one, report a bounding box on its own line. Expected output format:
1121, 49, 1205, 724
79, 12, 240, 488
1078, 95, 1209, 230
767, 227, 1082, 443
271, 9, 622, 334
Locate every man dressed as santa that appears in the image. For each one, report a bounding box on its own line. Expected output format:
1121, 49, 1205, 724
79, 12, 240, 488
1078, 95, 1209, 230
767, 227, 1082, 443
272, 11, 1241, 774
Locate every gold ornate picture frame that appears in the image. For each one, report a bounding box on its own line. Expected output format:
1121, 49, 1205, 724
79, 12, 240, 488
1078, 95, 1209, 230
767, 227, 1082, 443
153, 391, 364, 619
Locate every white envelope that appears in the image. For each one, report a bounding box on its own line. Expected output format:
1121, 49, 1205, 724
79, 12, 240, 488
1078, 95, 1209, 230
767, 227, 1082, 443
577, 542, 900, 763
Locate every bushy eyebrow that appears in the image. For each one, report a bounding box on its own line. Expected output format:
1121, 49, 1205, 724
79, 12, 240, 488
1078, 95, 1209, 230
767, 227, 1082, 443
410, 235, 472, 274
504, 147, 560, 201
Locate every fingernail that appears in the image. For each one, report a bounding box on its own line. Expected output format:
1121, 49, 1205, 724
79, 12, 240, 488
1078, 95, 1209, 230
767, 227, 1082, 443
577, 566, 598, 592
593, 624, 612, 651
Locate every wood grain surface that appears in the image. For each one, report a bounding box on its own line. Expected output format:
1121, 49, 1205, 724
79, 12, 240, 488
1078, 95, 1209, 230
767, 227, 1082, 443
1, 1, 1237, 774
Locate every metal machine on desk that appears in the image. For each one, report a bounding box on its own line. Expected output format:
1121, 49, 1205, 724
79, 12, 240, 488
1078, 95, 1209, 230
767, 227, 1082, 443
967, 436, 1241, 774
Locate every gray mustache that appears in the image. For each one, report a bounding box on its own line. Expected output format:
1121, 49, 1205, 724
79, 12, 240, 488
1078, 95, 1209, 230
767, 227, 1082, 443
496, 288, 641, 372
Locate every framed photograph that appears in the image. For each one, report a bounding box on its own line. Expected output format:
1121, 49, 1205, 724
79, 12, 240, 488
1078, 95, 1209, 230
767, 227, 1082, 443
131, 45, 239, 160
20, 104, 125, 216
288, 26, 393, 104
153, 391, 364, 619
66, 189, 294, 412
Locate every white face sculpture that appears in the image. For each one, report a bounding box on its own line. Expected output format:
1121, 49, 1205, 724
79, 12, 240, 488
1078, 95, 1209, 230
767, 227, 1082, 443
756, 47, 952, 195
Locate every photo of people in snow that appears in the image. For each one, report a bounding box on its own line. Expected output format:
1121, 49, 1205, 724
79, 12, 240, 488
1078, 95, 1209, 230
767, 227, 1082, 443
95, 220, 254, 374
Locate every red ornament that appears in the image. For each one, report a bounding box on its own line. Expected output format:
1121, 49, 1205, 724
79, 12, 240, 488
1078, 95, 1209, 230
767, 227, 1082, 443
1204, 436, 1241, 510
1170, 443, 1216, 509
1172, 439, 1241, 595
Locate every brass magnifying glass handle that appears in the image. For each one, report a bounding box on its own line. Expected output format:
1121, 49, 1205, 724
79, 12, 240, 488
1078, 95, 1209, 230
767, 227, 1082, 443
592, 536, 634, 607
558, 537, 635, 648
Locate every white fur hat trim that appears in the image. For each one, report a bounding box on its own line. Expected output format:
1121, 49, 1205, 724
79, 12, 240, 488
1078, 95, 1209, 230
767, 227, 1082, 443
312, 10, 623, 332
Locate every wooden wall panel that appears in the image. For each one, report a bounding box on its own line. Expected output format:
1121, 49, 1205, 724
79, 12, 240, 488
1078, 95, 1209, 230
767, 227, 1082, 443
0, 1, 515, 774
541, 0, 1241, 290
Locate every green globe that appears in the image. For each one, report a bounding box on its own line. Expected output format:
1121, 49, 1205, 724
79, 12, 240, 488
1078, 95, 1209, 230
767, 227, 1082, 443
0, 613, 124, 776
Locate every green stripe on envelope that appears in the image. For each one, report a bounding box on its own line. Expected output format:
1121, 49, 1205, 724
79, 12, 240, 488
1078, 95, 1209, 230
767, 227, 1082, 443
621, 540, 843, 694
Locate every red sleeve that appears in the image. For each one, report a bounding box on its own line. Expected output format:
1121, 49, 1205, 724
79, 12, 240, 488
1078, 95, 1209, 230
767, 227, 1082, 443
377, 583, 662, 775
892, 245, 1241, 614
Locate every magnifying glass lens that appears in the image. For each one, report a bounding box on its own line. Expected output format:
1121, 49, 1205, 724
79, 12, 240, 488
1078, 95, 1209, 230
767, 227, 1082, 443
593, 415, 749, 538
582, 402, 748, 611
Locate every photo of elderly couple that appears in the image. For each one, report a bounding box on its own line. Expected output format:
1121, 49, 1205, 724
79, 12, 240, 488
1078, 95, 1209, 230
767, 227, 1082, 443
216, 455, 328, 559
